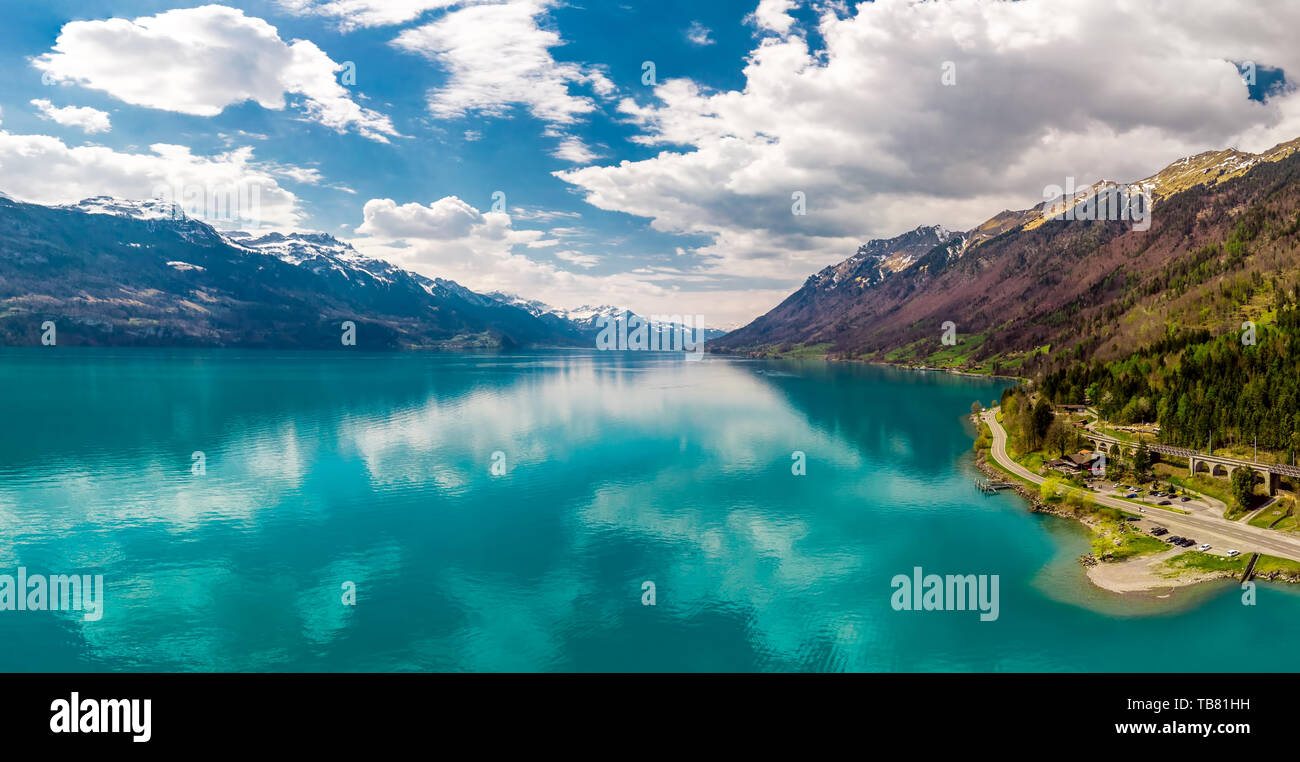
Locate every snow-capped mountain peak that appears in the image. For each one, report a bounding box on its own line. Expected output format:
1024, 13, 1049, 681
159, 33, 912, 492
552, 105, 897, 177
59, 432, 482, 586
488, 293, 627, 321
61, 195, 188, 222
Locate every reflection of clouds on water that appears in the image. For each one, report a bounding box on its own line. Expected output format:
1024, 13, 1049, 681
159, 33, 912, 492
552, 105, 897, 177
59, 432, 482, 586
0, 420, 313, 536
341, 356, 802, 489
296, 544, 402, 647
326, 355, 884, 670
886, 433, 912, 459
1, 352, 961, 671
433, 567, 594, 672
577, 465, 866, 668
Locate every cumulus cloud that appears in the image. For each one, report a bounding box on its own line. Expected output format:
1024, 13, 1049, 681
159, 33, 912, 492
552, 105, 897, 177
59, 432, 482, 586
749, 0, 799, 36
350, 195, 764, 325
557, 0, 1300, 288
356, 196, 485, 239
0, 132, 303, 228
30, 99, 111, 134
390, 0, 615, 126
31, 5, 399, 142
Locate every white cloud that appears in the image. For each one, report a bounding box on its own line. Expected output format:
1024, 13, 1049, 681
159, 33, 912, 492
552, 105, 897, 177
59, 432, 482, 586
0, 132, 303, 228
553, 249, 599, 268
557, 0, 1300, 291
356, 196, 484, 239
351, 195, 764, 323
32, 5, 399, 142
749, 0, 799, 36
30, 99, 111, 134
278, 0, 475, 30
686, 21, 715, 47
391, 0, 614, 126
550, 135, 600, 163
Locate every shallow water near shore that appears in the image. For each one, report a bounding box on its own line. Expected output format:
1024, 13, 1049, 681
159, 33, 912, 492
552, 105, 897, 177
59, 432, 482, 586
1, 348, 1298, 672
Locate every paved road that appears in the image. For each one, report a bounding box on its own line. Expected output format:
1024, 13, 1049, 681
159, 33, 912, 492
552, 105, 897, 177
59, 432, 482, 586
981, 409, 1300, 563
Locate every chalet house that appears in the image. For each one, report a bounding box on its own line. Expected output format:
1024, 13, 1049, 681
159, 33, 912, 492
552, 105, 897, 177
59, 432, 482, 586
1047, 451, 1097, 475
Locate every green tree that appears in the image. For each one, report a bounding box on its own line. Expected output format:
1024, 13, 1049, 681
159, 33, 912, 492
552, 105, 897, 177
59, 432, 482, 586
1040, 476, 1061, 502
1231, 468, 1256, 510
1065, 487, 1093, 513
1045, 417, 1074, 458
1032, 399, 1054, 444
1133, 442, 1151, 474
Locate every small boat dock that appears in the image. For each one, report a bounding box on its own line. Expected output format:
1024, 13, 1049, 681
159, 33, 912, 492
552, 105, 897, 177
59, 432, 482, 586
976, 478, 1015, 494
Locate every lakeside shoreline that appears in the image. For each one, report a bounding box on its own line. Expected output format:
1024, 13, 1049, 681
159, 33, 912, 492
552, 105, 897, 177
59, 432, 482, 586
971, 441, 1300, 596
705, 349, 1030, 382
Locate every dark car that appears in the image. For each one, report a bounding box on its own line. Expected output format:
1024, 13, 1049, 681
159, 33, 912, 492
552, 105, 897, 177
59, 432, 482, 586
1181, 497, 1191, 502
1158, 500, 1172, 506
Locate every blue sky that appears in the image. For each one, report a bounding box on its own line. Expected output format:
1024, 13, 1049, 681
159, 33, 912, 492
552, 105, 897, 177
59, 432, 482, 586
0, 0, 1297, 326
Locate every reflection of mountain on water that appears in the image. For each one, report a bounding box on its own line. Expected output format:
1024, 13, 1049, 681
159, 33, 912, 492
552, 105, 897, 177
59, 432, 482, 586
0, 347, 559, 475
740, 358, 1013, 476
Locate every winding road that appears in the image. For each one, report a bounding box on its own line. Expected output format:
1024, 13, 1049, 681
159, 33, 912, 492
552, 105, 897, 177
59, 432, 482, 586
981, 409, 1300, 563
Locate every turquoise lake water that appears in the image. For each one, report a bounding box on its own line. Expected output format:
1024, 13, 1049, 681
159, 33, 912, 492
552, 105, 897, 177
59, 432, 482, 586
1, 348, 1299, 672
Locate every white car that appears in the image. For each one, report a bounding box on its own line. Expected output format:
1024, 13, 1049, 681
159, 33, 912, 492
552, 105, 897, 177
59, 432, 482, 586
1226, 550, 1241, 557
1198, 543, 1211, 551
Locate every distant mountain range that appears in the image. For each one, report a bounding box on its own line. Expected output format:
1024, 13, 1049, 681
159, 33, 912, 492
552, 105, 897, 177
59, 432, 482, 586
488, 292, 728, 342
0, 194, 587, 349
711, 137, 1300, 376
0, 194, 722, 350
11, 133, 1293, 362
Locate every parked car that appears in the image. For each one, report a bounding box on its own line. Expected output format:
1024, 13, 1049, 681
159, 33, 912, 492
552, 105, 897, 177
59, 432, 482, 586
1180, 497, 1191, 502
1125, 493, 1139, 499
1226, 550, 1241, 557
1158, 500, 1172, 506
1198, 543, 1212, 551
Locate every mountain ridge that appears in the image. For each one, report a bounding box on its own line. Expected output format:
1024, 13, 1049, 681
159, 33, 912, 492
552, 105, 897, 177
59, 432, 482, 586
0, 195, 583, 350
711, 136, 1300, 379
